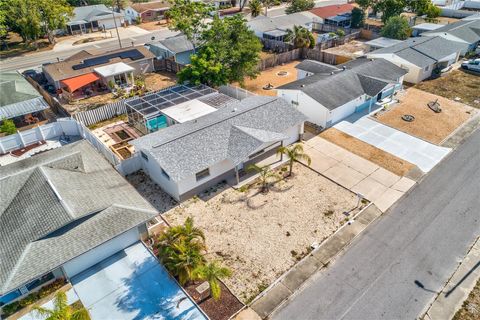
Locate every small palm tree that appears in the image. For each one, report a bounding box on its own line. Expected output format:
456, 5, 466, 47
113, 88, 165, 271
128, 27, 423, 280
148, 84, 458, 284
249, 0, 262, 17
277, 144, 311, 176
33, 291, 89, 320
193, 261, 232, 300
285, 26, 314, 49
247, 164, 280, 193
169, 217, 205, 245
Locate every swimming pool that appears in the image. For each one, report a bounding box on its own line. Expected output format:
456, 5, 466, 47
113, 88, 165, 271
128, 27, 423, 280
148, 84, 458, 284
146, 116, 168, 132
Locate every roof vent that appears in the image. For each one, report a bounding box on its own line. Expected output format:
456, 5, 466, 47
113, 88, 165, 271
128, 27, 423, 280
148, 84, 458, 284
232, 107, 237, 112
301, 84, 305, 87
331, 72, 335, 75
342, 66, 346, 70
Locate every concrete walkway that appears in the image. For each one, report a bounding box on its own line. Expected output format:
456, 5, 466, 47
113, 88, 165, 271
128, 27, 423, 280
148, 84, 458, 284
334, 117, 451, 172
250, 204, 383, 319
424, 237, 480, 320
303, 137, 416, 212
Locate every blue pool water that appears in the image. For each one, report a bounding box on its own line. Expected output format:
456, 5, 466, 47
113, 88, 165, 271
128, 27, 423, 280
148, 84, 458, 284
146, 116, 168, 132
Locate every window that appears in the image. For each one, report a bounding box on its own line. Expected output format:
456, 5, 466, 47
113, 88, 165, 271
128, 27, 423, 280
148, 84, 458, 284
195, 168, 210, 181
161, 168, 170, 180
141, 151, 149, 161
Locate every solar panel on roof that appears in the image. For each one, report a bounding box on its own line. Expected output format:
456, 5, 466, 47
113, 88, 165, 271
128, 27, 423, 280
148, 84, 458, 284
72, 49, 145, 70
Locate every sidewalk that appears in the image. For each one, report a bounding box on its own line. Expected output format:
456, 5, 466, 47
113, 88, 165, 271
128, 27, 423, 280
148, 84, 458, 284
424, 237, 480, 320
250, 204, 383, 319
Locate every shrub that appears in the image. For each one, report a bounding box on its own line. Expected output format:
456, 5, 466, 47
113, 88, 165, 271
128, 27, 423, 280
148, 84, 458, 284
0, 119, 16, 135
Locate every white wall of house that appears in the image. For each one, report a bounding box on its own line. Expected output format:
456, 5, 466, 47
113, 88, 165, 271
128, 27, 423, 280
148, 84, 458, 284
277, 89, 330, 127
62, 227, 140, 278
330, 95, 366, 124
140, 149, 181, 200
97, 16, 124, 30
124, 7, 140, 24
367, 53, 431, 83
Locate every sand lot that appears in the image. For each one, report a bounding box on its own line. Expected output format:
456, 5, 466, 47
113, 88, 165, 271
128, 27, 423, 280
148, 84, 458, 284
163, 163, 359, 303
375, 88, 475, 144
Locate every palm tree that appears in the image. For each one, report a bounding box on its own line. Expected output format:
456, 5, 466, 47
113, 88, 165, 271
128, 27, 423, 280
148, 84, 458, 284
247, 164, 280, 193
285, 26, 314, 49
249, 0, 262, 17
169, 217, 205, 245
193, 261, 232, 300
32, 291, 90, 320
162, 241, 206, 285
277, 144, 311, 176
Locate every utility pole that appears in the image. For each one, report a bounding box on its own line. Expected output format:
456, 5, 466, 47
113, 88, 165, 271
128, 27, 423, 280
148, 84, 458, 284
112, 5, 122, 48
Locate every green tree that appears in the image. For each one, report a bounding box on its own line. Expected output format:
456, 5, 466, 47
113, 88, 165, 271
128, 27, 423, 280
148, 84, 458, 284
351, 7, 365, 28
277, 144, 311, 176
285, 25, 315, 49
178, 51, 228, 87
5, 0, 42, 44
167, 0, 212, 49
285, 0, 314, 14
0, 119, 17, 135
374, 0, 406, 23
356, 0, 373, 11
425, 3, 441, 19
169, 216, 206, 244
249, 0, 262, 17
247, 164, 280, 193
193, 261, 232, 300
32, 291, 90, 320
336, 28, 345, 37
38, 0, 74, 44
381, 15, 411, 39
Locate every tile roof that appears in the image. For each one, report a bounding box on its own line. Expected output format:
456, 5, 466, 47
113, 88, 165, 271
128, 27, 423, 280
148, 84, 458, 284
309, 4, 355, 19
278, 58, 407, 110
43, 46, 154, 82
0, 141, 157, 295
131, 96, 307, 181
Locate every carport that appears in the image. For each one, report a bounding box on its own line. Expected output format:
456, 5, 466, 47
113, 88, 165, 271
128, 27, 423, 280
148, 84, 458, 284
71, 242, 206, 320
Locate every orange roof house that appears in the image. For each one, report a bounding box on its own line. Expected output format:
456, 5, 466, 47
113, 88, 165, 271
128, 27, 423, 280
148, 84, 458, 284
310, 4, 355, 27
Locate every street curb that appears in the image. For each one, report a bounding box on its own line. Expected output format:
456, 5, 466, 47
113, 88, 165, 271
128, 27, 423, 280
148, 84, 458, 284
249, 203, 383, 319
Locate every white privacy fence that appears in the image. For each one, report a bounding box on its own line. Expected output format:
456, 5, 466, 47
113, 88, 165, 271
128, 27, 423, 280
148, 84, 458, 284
73, 101, 127, 127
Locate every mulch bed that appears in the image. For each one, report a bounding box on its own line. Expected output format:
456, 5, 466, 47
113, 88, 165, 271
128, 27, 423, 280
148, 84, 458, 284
184, 281, 244, 320
11, 141, 45, 157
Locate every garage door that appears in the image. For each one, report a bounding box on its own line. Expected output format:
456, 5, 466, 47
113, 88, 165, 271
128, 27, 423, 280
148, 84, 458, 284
331, 104, 356, 125
62, 228, 139, 278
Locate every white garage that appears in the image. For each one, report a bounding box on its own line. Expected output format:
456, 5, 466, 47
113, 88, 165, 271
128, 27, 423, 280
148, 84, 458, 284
62, 227, 140, 278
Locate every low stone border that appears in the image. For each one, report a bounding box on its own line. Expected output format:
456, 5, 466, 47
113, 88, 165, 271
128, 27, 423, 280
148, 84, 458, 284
249, 203, 383, 319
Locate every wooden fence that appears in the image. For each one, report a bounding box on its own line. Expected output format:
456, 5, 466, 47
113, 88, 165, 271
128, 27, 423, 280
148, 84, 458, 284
154, 58, 185, 73
73, 100, 127, 127
257, 49, 303, 70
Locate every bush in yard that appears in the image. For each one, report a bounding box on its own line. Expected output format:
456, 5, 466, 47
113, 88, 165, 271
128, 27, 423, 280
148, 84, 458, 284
285, 0, 314, 14
351, 7, 365, 28
0, 119, 16, 135
135, 16, 142, 24
381, 16, 411, 40
249, 0, 262, 17
336, 29, 345, 37
33, 291, 89, 320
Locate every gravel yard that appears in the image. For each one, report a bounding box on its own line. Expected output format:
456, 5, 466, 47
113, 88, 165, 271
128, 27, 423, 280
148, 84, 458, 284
163, 163, 359, 303
320, 128, 415, 176
144, 72, 177, 91
375, 88, 475, 144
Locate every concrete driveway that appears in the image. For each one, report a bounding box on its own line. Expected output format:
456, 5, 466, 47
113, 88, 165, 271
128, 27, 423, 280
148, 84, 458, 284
303, 137, 415, 212
334, 117, 451, 173
71, 242, 206, 320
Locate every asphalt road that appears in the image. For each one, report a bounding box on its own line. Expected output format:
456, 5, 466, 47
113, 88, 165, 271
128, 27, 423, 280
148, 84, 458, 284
272, 128, 480, 320
0, 29, 178, 72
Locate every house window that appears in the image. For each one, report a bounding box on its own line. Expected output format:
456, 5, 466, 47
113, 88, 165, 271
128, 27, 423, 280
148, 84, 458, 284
161, 168, 170, 180
195, 168, 210, 181
114, 73, 128, 86
141, 151, 149, 161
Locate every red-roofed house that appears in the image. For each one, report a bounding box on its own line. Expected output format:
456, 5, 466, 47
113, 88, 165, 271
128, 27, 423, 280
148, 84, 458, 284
310, 4, 355, 27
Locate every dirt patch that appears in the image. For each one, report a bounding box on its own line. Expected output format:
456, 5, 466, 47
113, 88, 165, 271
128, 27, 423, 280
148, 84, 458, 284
72, 36, 106, 46
62, 92, 120, 113
453, 278, 480, 320
320, 128, 415, 176
233, 61, 300, 96
375, 87, 474, 144
144, 72, 177, 91
137, 20, 169, 31
322, 40, 369, 59
163, 163, 360, 303
0, 32, 54, 58
415, 70, 480, 108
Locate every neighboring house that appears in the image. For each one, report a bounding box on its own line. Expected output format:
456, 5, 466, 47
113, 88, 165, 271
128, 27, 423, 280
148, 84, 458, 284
247, 12, 317, 41
67, 4, 124, 35
367, 36, 463, 83
277, 58, 407, 128
131, 94, 307, 201
124, 1, 170, 24
0, 140, 158, 308
148, 35, 195, 65
42, 46, 155, 98
364, 37, 403, 51
295, 59, 339, 79
309, 3, 355, 27
422, 18, 480, 54
0, 71, 49, 129
412, 23, 445, 37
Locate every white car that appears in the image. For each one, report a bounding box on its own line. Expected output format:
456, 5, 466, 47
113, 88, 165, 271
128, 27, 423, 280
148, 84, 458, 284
461, 58, 480, 73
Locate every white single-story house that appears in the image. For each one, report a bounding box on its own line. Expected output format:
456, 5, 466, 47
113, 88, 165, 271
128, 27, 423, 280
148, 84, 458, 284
131, 93, 307, 201
365, 37, 404, 51
67, 5, 124, 35
277, 58, 407, 128
148, 35, 195, 65
247, 12, 317, 41
422, 18, 480, 54
0, 141, 159, 309
124, 1, 170, 24
367, 36, 463, 83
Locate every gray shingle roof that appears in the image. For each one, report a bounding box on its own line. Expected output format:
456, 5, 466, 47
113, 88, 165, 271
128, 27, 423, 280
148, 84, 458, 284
131, 96, 307, 181
369, 36, 464, 67
295, 60, 340, 74
153, 35, 195, 54
278, 58, 406, 109
0, 141, 157, 295
247, 12, 317, 33
68, 5, 123, 25
424, 19, 480, 44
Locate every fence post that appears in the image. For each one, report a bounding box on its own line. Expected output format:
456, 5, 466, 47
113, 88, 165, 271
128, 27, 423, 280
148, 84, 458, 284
0, 140, 5, 154
17, 130, 26, 147
37, 125, 46, 141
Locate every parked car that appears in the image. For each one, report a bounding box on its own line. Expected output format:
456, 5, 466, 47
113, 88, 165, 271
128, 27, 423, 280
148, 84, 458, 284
461, 58, 480, 73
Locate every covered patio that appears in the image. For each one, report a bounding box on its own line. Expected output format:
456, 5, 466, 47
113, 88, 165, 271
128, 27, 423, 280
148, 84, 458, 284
94, 62, 135, 89
60, 72, 106, 101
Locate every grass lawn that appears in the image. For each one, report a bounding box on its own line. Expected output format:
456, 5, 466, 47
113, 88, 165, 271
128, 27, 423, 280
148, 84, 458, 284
162, 163, 361, 303
453, 278, 480, 320
415, 70, 480, 108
